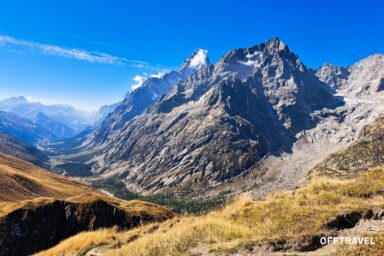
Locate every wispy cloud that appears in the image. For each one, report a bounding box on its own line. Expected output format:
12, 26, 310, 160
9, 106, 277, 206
0, 35, 169, 71
0, 35, 125, 65
130, 72, 165, 90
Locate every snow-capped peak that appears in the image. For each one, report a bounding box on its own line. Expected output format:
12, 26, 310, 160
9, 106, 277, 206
189, 49, 209, 68
179, 49, 210, 74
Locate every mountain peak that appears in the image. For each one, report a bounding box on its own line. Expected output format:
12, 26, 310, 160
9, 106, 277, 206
264, 37, 286, 51
179, 49, 210, 74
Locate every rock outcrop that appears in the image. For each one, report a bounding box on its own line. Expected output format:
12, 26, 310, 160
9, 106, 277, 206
0, 199, 171, 256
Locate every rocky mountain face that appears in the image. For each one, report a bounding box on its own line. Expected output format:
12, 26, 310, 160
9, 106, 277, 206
0, 111, 55, 144
85, 38, 345, 194
315, 63, 349, 90
0, 131, 48, 168
87, 49, 210, 145
47, 38, 382, 201
88, 102, 119, 126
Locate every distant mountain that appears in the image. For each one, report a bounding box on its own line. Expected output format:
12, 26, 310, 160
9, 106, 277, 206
85, 38, 342, 194
87, 49, 210, 145
0, 96, 119, 138
0, 111, 55, 144
88, 102, 119, 126
0, 131, 48, 168
32, 112, 75, 138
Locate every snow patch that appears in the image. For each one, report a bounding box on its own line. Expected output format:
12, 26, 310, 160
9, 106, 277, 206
239, 51, 261, 67
246, 51, 260, 59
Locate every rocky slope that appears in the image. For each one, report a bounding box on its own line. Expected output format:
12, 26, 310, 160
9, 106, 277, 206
316, 54, 384, 99
207, 52, 384, 200
86, 38, 342, 194
310, 115, 384, 178
0, 132, 48, 168
86, 49, 210, 146
0, 153, 173, 256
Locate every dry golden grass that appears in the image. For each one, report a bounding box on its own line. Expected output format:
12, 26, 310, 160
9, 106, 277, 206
35, 228, 122, 256
331, 232, 384, 256
0, 152, 173, 220
0, 153, 99, 202
38, 167, 384, 256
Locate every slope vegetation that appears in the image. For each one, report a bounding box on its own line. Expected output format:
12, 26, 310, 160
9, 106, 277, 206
0, 131, 48, 168
310, 116, 384, 178
0, 153, 96, 203
0, 154, 173, 256
37, 167, 384, 256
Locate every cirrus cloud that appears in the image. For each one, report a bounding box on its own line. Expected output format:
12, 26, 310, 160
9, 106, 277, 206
0, 35, 169, 72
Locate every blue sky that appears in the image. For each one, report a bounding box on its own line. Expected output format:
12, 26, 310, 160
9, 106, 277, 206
0, 0, 383, 111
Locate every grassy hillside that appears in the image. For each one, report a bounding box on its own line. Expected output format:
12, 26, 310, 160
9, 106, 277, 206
0, 152, 173, 219
0, 153, 98, 204
0, 131, 48, 169
37, 167, 384, 256
0, 153, 174, 255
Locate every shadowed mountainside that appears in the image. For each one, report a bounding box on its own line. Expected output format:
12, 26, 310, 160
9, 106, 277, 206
0, 111, 56, 145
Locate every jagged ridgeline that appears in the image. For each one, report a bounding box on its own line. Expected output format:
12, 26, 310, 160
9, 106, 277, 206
80, 39, 339, 191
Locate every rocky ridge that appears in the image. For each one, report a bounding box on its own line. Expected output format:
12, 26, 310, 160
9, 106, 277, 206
86, 38, 346, 195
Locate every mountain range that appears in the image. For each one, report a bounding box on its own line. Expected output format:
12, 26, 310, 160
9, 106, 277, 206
0, 110, 55, 144
60, 38, 382, 199
0, 37, 383, 255
0, 96, 118, 139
